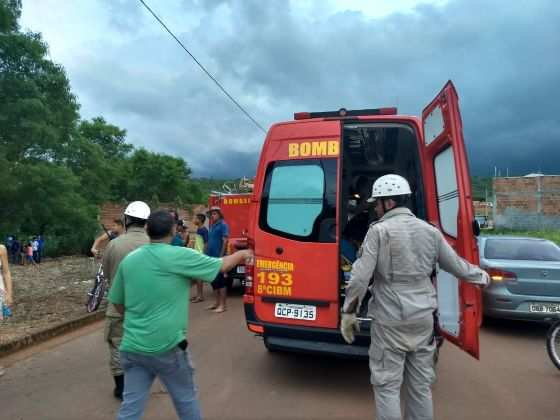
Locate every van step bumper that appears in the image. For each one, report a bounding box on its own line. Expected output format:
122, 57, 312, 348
265, 336, 369, 359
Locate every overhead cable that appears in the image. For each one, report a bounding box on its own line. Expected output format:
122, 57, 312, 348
137, 0, 266, 133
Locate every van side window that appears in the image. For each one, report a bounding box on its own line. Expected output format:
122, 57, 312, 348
260, 159, 337, 242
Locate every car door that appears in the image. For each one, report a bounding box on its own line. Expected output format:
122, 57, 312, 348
421, 81, 482, 359
252, 120, 341, 329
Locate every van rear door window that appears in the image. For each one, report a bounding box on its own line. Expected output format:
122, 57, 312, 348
260, 159, 336, 242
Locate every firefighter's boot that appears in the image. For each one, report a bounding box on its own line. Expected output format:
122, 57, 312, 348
113, 374, 124, 400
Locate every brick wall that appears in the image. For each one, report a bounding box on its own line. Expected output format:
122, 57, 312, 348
99, 202, 207, 232
493, 176, 560, 229
473, 201, 492, 216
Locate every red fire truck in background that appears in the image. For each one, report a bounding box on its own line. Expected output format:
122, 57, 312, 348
208, 185, 252, 289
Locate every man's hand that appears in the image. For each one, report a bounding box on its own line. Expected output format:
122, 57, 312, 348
479, 271, 490, 288
340, 312, 360, 344
243, 249, 254, 261
5, 293, 13, 306
221, 249, 254, 273
91, 248, 99, 257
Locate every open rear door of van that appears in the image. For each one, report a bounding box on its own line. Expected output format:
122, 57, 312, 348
421, 81, 482, 359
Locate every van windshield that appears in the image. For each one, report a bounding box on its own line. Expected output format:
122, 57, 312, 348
260, 159, 337, 242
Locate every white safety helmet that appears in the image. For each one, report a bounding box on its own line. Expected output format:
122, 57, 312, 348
124, 201, 151, 220
367, 174, 412, 202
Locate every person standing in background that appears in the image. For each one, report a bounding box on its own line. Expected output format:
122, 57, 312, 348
91, 219, 124, 257
31, 237, 39, 263
206, 207, 229, 313
0, 243, 13, 377
37, 235, 45, 263
0, 243, 14, 320
190, 213, 209, 303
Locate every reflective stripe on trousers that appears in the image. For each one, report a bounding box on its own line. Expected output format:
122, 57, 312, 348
369, 318, 436, 420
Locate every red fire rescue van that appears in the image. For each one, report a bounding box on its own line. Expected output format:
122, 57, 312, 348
243, 81, 483, 359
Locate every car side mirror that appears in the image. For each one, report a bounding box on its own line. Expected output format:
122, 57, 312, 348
472, 219, 481, 237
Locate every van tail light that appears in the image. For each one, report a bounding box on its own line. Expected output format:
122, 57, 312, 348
247, 323, 264, 334
243, 239, 255, 302
487, 268, 517, 283
378, 107, 398, 115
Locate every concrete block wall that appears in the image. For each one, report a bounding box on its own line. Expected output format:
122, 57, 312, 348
493, 176, 560, 229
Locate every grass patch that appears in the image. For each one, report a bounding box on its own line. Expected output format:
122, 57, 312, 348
482, 229, 560, 245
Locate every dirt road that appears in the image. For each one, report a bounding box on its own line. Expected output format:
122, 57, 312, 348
0, 293, 558, 419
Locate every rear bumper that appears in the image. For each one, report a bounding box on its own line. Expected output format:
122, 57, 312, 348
483, 287, 560, 321
244, 303, 370, 359
265, 336, 369, 358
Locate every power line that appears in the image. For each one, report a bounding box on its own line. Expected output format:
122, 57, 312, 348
137, 0, 266, 133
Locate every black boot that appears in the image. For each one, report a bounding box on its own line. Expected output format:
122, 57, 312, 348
113, 375, 124, 400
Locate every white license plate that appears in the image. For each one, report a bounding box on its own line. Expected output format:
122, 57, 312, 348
236, 266, 245, 274
529, 303, 560, 313
274, 303, 316, 321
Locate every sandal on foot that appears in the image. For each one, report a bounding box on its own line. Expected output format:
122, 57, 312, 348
206, 304, 218, 310
212, 307, 227, 313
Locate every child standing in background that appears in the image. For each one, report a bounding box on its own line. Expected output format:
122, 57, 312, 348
190, 213, 209, 303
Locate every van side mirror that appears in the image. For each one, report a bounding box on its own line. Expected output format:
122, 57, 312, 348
472, 219, 481, 237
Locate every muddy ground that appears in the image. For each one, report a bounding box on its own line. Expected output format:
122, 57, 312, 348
0, 256, 102, 344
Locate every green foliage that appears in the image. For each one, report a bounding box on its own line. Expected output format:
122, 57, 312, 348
471, 176, 493, 201
0, 9, 210, 256
0, 0, 21, 32
0, 30, 79, 162
78, 117, 132, 159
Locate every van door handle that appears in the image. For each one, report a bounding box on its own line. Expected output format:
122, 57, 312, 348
275, 247, 284, 255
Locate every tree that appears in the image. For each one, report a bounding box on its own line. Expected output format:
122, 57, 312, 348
78, 117, 132, 160
0, 0, 21, 33
0, 28, 79, 162
124, 149, 196, 203
0, 4, 210, 256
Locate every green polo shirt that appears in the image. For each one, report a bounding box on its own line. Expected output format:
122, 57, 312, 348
108, 243, 222, 354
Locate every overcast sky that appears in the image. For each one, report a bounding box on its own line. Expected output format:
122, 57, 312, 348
21, 0, 560, 178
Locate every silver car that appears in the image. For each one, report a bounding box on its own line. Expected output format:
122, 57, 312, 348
479, 236, 560, 321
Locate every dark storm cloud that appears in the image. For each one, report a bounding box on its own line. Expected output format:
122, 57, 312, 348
60, 0, 560, 177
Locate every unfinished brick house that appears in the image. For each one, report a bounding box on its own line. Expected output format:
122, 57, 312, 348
493, 174, 560, 230
99, 202, 207, 232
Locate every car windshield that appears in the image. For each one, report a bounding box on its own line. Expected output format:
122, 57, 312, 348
485, 239, 560, 261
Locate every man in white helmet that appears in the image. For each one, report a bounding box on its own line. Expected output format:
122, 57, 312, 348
103, 201, 151, 400
340, 174, 489, 420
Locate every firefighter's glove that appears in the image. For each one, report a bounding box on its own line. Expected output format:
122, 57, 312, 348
340, 313, 360, 344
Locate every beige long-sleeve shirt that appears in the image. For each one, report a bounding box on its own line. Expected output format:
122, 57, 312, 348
103, 226, 149, 318
342, 207, 488, 323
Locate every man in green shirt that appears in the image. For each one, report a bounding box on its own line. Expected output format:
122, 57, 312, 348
109, 210, 252, 420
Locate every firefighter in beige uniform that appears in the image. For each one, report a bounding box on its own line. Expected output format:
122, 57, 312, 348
340, 174, 489, 420
103, 201, 150, 400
